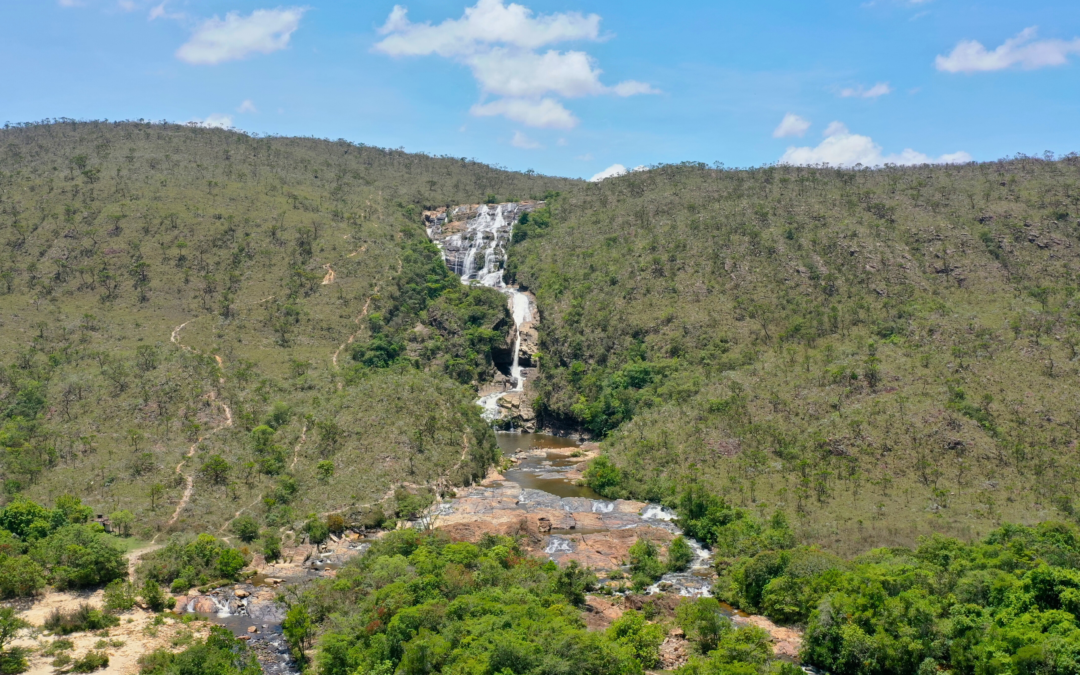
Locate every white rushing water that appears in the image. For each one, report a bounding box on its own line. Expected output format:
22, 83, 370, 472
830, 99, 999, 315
429, 203, 536, 419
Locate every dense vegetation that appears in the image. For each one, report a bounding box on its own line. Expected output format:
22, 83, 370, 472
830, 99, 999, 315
139, 625, 262, 675
281, 529, 799, 675
0, 120, 574, 537
0, 495, 125, 597
703, 519, 1080, 675
513, 156, 1080, 551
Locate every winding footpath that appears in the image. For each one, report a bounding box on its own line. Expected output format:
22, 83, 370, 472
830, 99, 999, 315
156, 320, 234, 541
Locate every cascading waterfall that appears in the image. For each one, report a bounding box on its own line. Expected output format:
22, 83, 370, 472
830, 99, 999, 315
428, 203, 536, 420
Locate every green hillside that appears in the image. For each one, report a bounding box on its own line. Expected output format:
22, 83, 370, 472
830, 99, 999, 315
0, 120, 576, 537
510, 157, 1080, 553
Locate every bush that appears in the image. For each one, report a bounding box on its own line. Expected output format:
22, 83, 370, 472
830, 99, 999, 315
676, 598, 731, 654
30, 525, 126, 590
103, 580, 137, 613
43, 605, 119, 635
0, 555, 45, 598
142, 580, 166, 612
231, 516, 260, 544
138, 534, 249, 587
138, 626, 261, 675
71, 650, 108, 672
261, 532, 281, 563
667, 536, 694, 572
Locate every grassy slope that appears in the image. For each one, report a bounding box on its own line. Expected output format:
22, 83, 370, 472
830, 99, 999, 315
512, 158, 1080, 555
0, 120, 577, 538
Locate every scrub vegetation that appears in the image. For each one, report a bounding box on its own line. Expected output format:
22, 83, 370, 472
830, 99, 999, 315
511, 157, 1080, 551
0, 120, 573, 537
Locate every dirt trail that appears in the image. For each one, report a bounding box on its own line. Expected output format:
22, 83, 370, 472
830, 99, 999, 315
347, 244, 367, 258
290, 423, 308, 471
321, 264, 335, 285
332, 292, 377, 371
160, 320, 232, 541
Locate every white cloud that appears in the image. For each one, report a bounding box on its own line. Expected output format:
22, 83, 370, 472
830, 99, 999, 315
511, 131, 542, 149
176, 7, 307, 65
589, 164, 627, 182
188, 114, 234, 129
936, 26, 1080, 73
470, 98, 578, 129
773, 113, 810, 139
557, 138, 568, 146
839, 82, 893, 98
779, 122, 972, 167
237, 99, 258, 113
577, 153, 593, 161
58, 0, 84, 6
117, 0, 138, 11
374, 0, 656, 128
375, 0, 601, 57
149, 1, 184, 21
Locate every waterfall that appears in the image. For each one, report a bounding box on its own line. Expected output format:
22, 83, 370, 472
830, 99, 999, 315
429, 203, 537, 419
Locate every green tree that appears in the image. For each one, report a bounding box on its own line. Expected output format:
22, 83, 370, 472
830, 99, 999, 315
316, 460, 334, 483
0, 607, 29, 675
282, 605, 314, 666
231, 515, 260, 544
109, 510, 134, 537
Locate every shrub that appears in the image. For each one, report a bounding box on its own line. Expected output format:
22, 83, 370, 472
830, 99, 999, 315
103, 580, 137, 613
71, 650, 109, 672
667, 536, 694, 572
261, 532, 281, 563
43, 605, 119, 635
30, 525, 126, 590
138, 534, 249, 586
138, 626, 261, 675
0, 555, 45, 598
231, 516, 260, 544
142, 580, 167, 612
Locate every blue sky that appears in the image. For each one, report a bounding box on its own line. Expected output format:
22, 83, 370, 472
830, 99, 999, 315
2, 0, 1079, 179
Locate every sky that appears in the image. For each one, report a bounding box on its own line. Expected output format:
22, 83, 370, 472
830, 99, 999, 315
2, 0, 1079, 180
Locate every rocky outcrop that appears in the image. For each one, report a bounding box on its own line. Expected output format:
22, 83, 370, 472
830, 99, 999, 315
431, 478, 678, 573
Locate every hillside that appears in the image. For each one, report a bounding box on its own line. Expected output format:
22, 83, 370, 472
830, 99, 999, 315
0, 120, 577, 537
510, 156, 1080, 553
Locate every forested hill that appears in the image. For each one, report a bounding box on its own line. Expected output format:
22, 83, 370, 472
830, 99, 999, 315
0, 120, 576, 536
509, 156, 1080, 553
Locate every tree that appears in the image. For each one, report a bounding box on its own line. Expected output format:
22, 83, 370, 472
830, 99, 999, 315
141, 579, 166, 612
231, 515, 260, 544
283, 605, 314, 666
200, 455, 231, 486
316, 460, 334, 483
149, 483, 164, 512
667, 536, 694, 572
261, 531, 281, 563
0, 608, 29, 675
109, 510, 134, 537
304, 519, 329, 550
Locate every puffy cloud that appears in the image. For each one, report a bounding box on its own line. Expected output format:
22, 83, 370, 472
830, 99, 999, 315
470, 97, 578, 129
374, 0, 601, 57
177, 7, 307, 65
375, 0, 656, 128
773, 113, 810, 139
779, 122, 972, 167
589, 164, 627, 182
188, 114, 233, 129
237, 99, 258, 113
839, 82, 893, 98
510, 131, 542, 149
58, 0, 84, 6
936, 27, 1080, 73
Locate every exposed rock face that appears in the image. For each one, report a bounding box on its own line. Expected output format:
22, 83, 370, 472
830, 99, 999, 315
433, 481, 675, 573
